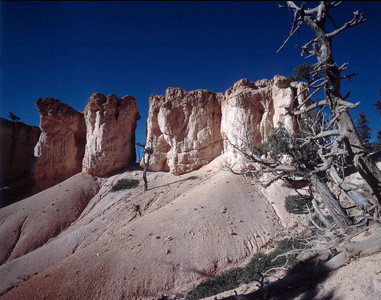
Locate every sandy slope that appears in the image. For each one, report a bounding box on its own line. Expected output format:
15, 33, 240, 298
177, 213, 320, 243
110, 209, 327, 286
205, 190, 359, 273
0, 173, 100, 264
0, 156, 298, 299
1, 156, 379, 299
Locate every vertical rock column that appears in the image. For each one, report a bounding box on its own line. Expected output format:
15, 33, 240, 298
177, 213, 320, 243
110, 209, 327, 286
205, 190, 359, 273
82, 93, 140, 176
144, 75, 308, 174
144, 88, 224, 175
34, 98, 86, 190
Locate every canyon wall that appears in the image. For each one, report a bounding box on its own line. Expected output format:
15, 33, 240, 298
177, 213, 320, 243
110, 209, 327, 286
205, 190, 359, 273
145, 76, 308, 174
0, 119, 40, 186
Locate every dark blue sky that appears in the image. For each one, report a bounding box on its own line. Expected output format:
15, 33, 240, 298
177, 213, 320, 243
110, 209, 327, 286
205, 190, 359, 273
1, 1, 380, 143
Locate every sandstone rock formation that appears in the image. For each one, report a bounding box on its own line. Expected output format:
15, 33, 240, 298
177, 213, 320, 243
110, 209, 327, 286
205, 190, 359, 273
34, 98, 86, 190
82, 93, 140, 176
222, 76, 309, 165
145, 76, 308, 173
145, 88, 224, 174
0, 118, 40, 206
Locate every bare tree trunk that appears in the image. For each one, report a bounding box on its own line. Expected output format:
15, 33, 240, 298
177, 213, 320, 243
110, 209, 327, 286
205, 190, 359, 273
312, 199, 331, 227
310, 174, 351, 230
143, 151, 152, 192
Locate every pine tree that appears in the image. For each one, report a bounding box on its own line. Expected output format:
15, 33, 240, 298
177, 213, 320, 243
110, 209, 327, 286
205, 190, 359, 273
355, 110, 372, 151
287, 64, 313, 83
374, 92, 381, 152
374, 89, 381, 115
8, 112, 20, 122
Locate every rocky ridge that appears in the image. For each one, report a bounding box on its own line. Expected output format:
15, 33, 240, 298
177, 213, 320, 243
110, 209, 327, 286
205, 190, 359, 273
30, 75, 305, 190
145, 75, 308, 174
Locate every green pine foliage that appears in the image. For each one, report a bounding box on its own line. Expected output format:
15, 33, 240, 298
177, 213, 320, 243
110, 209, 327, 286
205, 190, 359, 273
374, 89, 381, 116
8, 112, 20, 122
355, 110, 372, 151
112, 179, 139, 191
374, 130, 381, 153
255, 112, 321, 171
284, 194, 313, 214
287, 64, 313, 83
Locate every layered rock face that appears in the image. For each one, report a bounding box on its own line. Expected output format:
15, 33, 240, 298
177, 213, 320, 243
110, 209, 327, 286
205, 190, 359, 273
145, 88, 224, 174
146, 76, 308, 173
82, 93, 140, 176
0, 119, 40, 203
34, 98, 86, 190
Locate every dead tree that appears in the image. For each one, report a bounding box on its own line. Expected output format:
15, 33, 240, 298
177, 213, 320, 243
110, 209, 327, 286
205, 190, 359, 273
136, 141, 154, 191
136, 141, 153, 191
278, 1, 381, 202
228, 121, 351, 231
225, 3, 381, 298
219, 6, 381, 299
142, 146, 153, 192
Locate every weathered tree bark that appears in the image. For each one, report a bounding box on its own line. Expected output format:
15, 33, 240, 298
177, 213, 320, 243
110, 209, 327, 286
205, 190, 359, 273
228, 121, 353, 229
312, 199, 331, 228
328, 165, 372, 208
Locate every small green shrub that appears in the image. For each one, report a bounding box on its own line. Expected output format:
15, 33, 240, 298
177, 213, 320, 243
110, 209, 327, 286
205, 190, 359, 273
112, 179, 139, 191
284, 194, 312, 214
185, 239, 304, 300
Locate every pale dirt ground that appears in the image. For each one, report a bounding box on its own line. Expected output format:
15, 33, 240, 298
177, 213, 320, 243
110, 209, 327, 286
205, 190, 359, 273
0, 156, 380, 299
